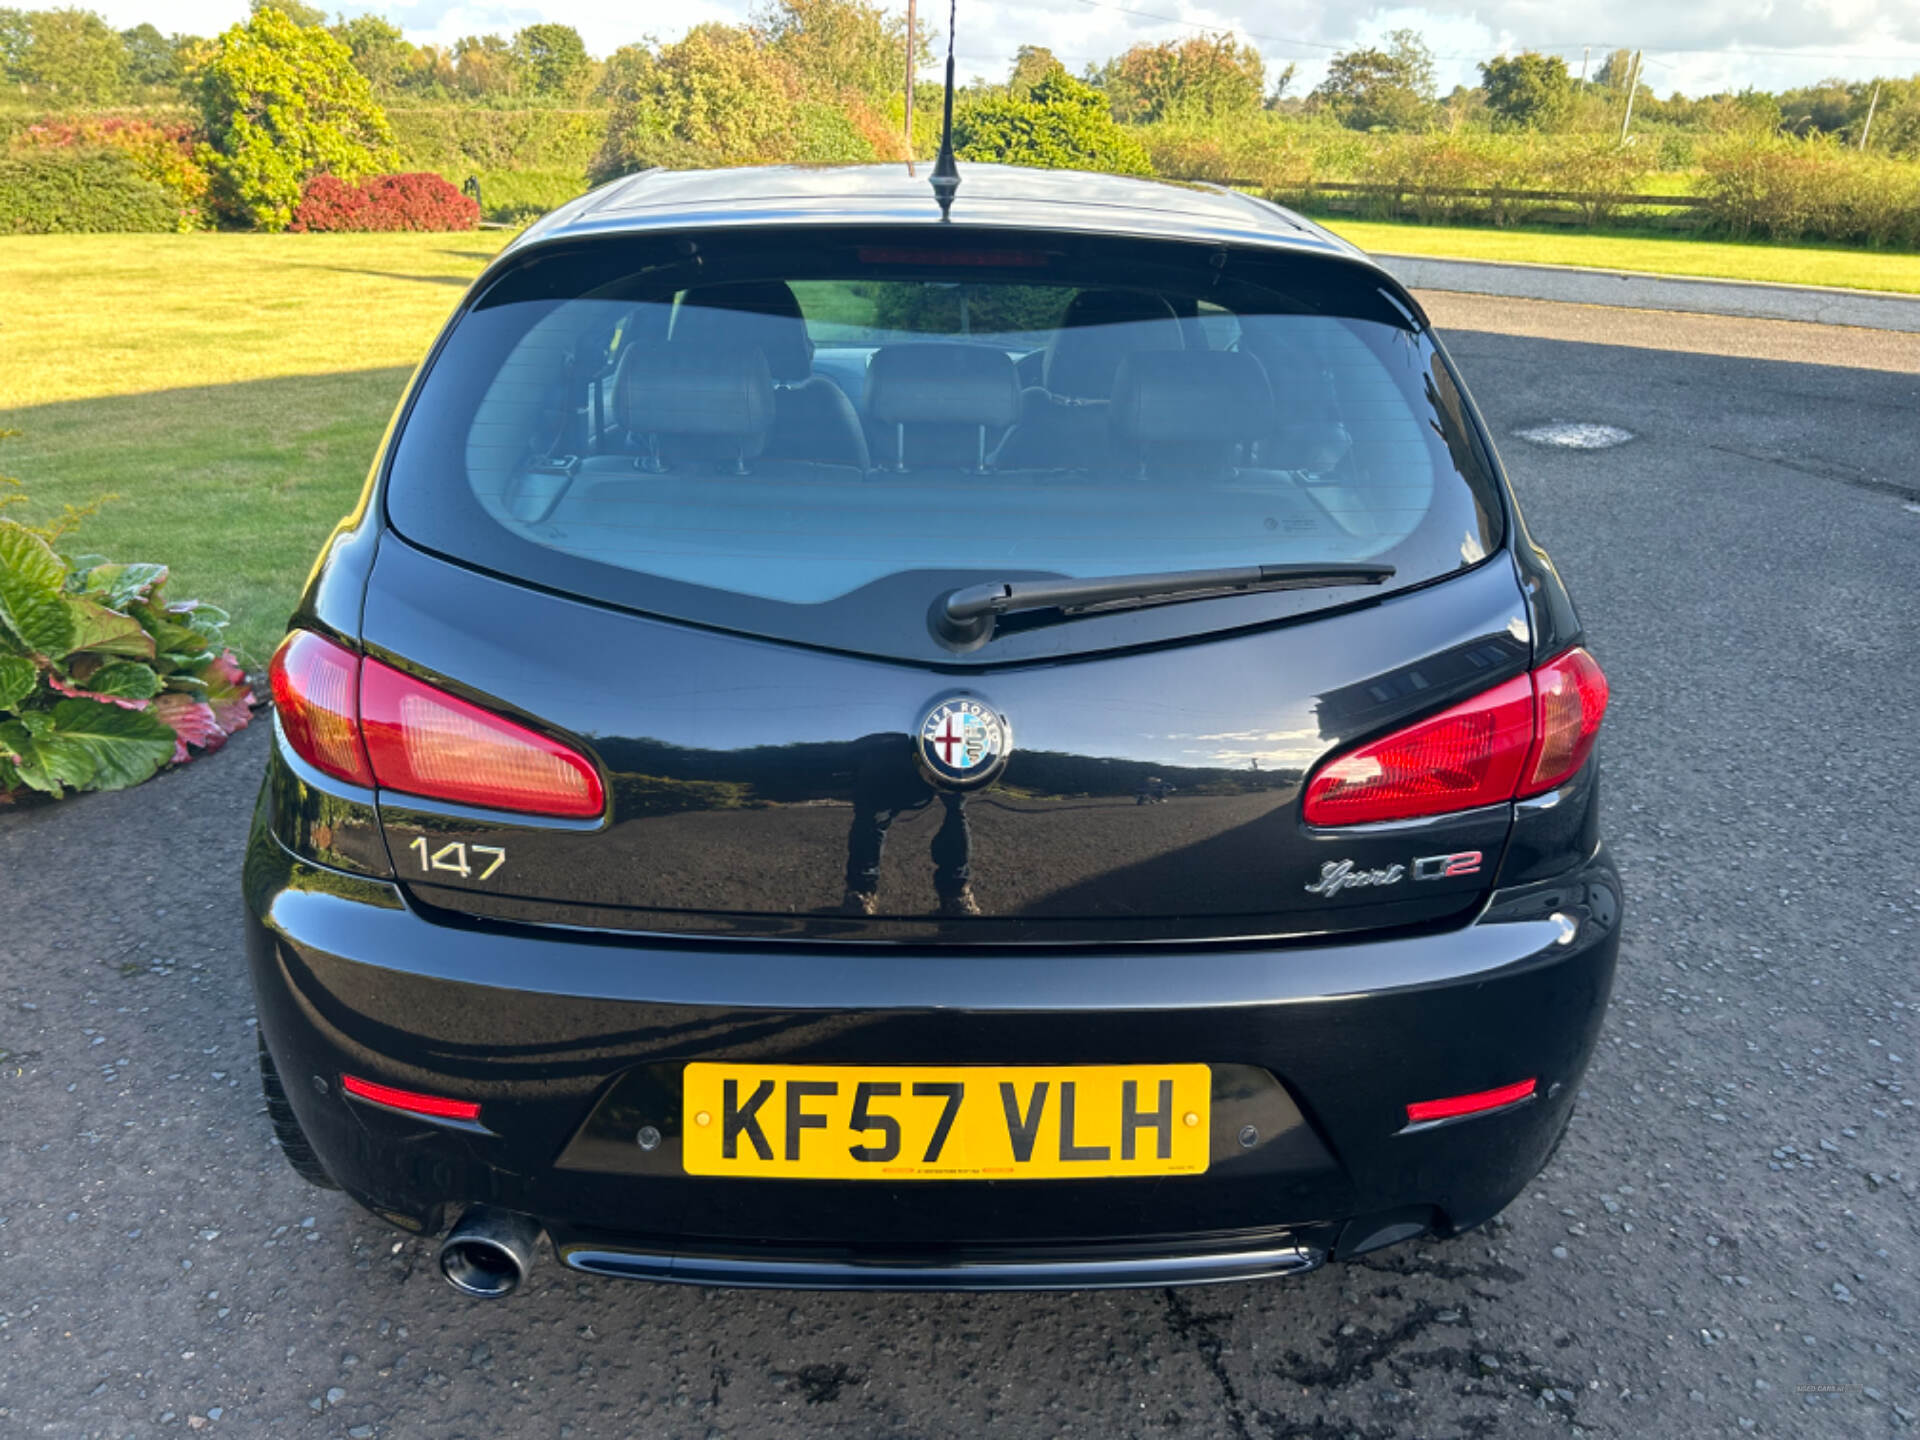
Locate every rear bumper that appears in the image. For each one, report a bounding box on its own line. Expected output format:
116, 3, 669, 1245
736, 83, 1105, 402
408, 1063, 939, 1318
244, 831, 1620, 1289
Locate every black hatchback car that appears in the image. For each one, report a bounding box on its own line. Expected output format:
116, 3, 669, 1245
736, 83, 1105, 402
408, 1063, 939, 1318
245, 163, 1619, 1298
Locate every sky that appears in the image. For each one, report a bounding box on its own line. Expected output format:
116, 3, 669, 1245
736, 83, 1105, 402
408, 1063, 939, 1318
93, 0, 1920, 97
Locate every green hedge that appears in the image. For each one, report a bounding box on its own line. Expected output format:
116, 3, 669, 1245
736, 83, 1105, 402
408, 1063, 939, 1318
0, 147, 179, 233
463, 167, 590, 223
1141, 113, 1321, 190
1353, 132, 1658, 226
389, 107, 605, 174
1698, 134, 1920, 248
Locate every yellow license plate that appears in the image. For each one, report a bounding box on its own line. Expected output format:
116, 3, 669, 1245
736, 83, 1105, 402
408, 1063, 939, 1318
682, 1064, 1211, 1180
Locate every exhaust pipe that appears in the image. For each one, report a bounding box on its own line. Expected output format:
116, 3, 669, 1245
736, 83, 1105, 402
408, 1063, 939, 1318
437, 1207, 542, 1298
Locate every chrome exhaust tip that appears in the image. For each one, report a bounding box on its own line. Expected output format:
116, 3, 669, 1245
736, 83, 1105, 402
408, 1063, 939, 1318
437, 1207, 542, 1298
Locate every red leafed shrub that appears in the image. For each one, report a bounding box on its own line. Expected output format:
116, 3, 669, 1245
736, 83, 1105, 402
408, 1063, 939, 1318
290, 172, 479, 233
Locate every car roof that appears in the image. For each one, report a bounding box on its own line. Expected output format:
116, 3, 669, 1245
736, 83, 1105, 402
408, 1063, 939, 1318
506, 163, 1372, 266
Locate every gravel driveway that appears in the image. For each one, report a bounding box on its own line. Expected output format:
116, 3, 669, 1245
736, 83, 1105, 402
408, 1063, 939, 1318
2, 297, 1916, 1439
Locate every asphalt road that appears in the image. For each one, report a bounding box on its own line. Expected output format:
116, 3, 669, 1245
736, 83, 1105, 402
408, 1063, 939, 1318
3, 296, 1917, 1440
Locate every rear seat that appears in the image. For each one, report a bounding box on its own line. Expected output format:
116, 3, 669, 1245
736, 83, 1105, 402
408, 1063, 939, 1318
863, 344, 1023, 473
669, 281, 871, 469
990, 290, 1186, 470
575, 342, 863, 484
1109, 350, 1275, 477
1238, 327, 1354, 478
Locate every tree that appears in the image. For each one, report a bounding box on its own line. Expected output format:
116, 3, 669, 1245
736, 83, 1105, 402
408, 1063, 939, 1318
598, 43, 653, 102
401, 43, 455, 96
1098, 33, 1265, 123
453, 33, 516, 98
333, 14, 412, 92
1771, 76, 1920, 148
1266, 61, 1296, 106
1707, 88, 1784, 135
1480, 51, 1574, 131
1875, 100, 1920, 156
592, 7, 917, 181
1775, 77, 1865, 138
20, 8, 127, 101
251, 0, 326, 28
759, 0, 927, 114
589, 24, 801, 182
1007, 45, 1058, 99
1593, 49, 1635, 93
1382, 29, 1433, 96
511, 22, 589, 99
954, 65, 1151, 175
1437, 82, 1485, 131
193, 6, 399, 230
1312, 29, 1434, 131
118, 22, 182, 87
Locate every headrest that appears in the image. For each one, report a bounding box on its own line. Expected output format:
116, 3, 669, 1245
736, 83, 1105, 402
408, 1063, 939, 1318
1110, 351, 1274, 447
1234, 321, 1341, 421
616, 344, 774, 440
864, 344, 1021, 430
670, 282, 813, 382
1042, 289, 1183, 399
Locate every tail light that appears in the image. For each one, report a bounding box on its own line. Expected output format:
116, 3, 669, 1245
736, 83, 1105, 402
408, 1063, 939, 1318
1304, 647, 1608, 827
1522, 647, 1609, 794
268, 630, 604, 819
269, 631, 373, 787
359, 658, 603, 818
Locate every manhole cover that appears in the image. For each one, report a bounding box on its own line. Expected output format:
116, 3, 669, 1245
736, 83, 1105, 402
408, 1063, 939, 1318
1513, 422, 1634, 450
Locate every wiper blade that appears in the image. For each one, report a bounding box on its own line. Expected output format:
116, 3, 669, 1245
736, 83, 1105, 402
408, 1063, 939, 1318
932, 562, 1395, 647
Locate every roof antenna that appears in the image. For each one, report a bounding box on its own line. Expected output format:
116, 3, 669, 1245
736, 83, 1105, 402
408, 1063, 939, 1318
928, 0, 959, 220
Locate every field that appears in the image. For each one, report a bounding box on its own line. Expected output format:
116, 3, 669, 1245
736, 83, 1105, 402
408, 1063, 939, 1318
4, 223, 1917, 667
0, 232, 510, 663
1317, 218, 1920, 294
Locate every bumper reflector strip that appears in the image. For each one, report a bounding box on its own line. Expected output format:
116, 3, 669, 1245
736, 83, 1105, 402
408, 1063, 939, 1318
341, 1074, 482, 1122
1405, 1077, 1536, 1125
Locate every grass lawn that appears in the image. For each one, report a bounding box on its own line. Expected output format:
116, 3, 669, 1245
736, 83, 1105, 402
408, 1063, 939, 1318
1316, 219, 1920, 296
1, 231, 509, 665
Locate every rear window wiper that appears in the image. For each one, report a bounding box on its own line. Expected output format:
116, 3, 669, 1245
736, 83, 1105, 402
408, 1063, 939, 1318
932, 562, 1395, 648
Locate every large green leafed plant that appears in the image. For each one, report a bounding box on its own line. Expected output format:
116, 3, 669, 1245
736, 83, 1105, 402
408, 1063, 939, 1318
0, 447, 253, 802
955, 67, 1152, 176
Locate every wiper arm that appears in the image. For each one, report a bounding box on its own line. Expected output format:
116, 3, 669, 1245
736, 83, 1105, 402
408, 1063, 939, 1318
932, 562, 1396, 648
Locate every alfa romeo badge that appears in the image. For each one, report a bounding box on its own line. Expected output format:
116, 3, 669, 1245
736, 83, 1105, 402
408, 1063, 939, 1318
916, 696, 1011, 787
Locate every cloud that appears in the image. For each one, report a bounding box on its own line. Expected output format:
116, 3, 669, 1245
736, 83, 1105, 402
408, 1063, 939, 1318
88, 0, 1920, 93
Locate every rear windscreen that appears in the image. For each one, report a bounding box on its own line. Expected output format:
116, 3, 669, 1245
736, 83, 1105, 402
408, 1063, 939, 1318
385, 226, 1503, 662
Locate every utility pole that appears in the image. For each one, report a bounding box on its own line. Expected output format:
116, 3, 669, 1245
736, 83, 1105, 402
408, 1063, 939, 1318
1579, 46, 1589, 84
904, 0, 916, 162
1618, 49, 1642, 144
1861, 81, 1881, 150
